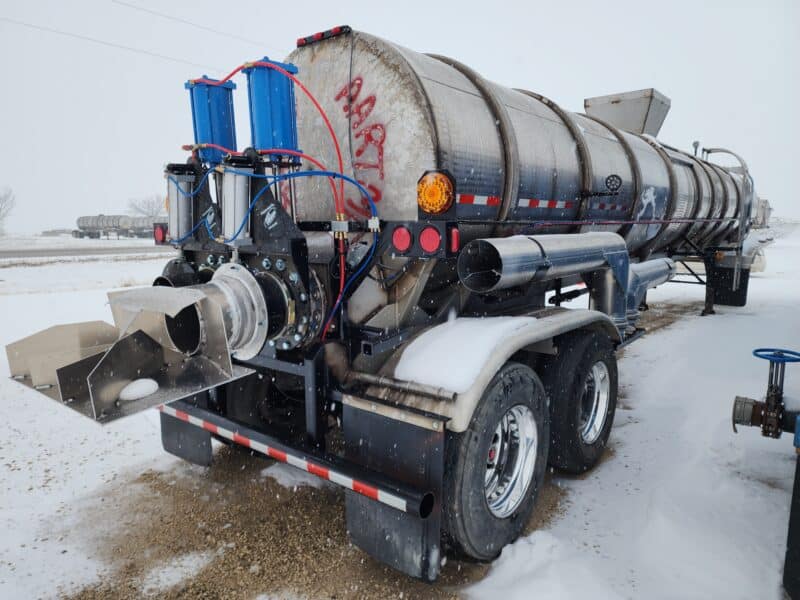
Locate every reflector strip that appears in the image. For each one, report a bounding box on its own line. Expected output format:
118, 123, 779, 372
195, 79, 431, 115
457, 195, 578, 210
457, 194, 501, 206
589, 202, 626, 211
524, 199, 576, 209
158, 404, 408, 513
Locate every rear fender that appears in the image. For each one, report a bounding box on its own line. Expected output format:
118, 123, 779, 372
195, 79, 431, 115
371, 309, 620, 432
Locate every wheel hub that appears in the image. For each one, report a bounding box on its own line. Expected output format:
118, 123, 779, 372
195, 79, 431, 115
579, 360, 610, 444
484, 404, 538, 518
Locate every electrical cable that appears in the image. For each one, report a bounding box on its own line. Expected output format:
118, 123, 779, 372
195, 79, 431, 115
321, 233, 379, 340
109, 0, 282, 53
0, 16, 220, 71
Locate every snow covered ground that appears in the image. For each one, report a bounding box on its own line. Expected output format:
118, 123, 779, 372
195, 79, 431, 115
0, 226, 797, 598
0, 234, 156, 251
469, 226, 800, 599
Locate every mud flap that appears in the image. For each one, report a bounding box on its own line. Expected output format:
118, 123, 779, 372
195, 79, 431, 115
343, 399, 445, 582
160, 406, 212, 466
706, 262, 750, 307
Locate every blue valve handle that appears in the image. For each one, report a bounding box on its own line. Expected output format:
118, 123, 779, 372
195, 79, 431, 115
753, 348, 800, 363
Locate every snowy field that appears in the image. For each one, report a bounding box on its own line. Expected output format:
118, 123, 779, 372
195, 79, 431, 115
0, 234, 157, 251
0, 227, 798, 598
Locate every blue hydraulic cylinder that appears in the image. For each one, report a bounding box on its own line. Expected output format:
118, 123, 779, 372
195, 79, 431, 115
243, 58, 299, 160
185, 77, 237, 164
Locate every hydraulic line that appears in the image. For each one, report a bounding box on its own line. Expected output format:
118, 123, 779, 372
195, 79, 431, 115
190, 61, 346, 214
166, 167, 214, 198
322, 232, 379, 340
169, 169, 377, 243
182, 143, 340, 206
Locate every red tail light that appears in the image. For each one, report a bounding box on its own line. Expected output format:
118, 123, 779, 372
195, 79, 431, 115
419, 226, 441, 254
449, 226, 460, 253
392, 226, 412, 253
153, 223, 168, 245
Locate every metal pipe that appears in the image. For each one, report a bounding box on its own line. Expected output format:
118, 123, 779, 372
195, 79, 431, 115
625, 258, 676, 328
457, 232, 627, 293
166, 263, 269, 360
347, 370, 456, 402
732, 395, 797, 434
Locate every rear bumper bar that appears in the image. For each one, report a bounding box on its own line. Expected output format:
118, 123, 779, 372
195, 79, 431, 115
159, 400, 435, 518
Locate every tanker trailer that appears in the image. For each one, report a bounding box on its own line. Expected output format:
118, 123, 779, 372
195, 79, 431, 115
73, 214, 128, 238
6, 26, 756, 582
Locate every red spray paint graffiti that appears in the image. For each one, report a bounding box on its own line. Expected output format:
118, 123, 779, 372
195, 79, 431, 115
334, 76, 385, 218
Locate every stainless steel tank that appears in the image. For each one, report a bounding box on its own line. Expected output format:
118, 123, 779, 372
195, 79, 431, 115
287, 30, 752, 255
132, 216, 155, 230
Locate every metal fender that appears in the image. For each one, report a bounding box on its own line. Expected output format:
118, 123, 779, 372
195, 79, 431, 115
372, 309, 620, 432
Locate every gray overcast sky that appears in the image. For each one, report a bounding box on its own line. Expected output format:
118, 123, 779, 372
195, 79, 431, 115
1, 0, 797, 232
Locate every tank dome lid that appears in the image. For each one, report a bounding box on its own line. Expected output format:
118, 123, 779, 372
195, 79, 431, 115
584, 88, 671, 136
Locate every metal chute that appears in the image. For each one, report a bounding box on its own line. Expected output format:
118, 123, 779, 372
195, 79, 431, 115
5, 265, 267, 424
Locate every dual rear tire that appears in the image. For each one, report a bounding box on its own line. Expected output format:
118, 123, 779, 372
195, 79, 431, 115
541, 331, 618, 474
443, 362, 549, 560
443, 330, 618, 560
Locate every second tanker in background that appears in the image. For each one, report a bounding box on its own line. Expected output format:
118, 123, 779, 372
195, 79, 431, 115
72, 214, 161, 239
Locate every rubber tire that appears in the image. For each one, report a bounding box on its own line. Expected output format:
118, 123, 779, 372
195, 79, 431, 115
541, 330, 618, 474
443, 362, 549, 561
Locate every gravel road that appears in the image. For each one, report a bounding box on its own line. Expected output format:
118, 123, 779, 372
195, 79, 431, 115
62, 302, 691, 599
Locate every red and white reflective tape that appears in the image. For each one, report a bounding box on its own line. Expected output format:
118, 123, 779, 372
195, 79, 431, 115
590, 202, 627, 211
158, 404, 407, 513
458, 194, 501, 206
524, 199, 575, 210
456, 195, 577, 210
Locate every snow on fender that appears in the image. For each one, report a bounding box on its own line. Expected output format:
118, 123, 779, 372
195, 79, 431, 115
389, 311, 621, 432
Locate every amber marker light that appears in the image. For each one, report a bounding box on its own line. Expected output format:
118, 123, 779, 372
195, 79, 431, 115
417, 171, 454, 214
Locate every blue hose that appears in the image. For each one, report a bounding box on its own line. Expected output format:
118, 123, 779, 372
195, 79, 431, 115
167, 168, 215, 198
266, 169, 378, 217
220, 169, 379, 243
322, 233, 379, 334
170, 218, 207, 244
223, 181, 278, 243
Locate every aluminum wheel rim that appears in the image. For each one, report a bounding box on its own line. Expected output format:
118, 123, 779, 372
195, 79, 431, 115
484, 404, 538, 518
579, 360, 610, 444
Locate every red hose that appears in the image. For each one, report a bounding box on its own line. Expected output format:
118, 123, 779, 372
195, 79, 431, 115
190, 61, 353, 340
191, 61, 346, 214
